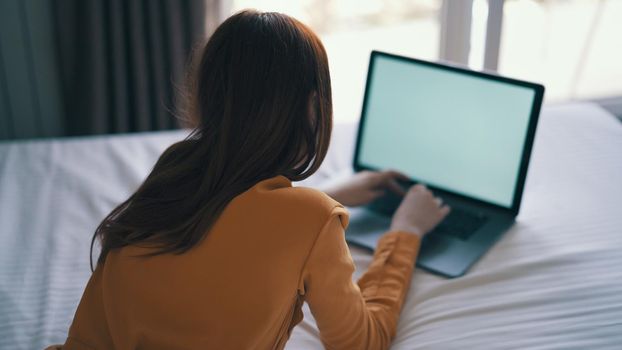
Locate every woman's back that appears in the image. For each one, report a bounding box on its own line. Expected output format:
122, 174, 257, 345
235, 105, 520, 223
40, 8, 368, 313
65, 176, 344, 349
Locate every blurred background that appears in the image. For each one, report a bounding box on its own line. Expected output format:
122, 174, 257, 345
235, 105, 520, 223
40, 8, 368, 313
1, 0, 620, 139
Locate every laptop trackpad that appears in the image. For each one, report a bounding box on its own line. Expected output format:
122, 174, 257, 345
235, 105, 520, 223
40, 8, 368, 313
417, 234, 481, 277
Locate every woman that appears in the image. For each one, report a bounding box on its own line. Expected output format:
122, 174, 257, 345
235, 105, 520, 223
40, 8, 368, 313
54, 10, 449, 350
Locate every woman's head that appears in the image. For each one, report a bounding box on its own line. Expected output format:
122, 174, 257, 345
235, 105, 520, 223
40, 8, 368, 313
92, 10, 332, 267
188, 10, 332, 181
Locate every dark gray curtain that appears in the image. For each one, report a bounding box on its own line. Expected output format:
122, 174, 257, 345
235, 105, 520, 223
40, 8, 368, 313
53, 0, 215, 136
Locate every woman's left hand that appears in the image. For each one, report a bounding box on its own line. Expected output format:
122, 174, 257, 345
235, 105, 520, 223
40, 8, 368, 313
323, 170, 410, 207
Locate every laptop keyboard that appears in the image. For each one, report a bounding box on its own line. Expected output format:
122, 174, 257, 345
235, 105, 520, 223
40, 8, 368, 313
365, 190, 488, 240
431, 208, 487, 240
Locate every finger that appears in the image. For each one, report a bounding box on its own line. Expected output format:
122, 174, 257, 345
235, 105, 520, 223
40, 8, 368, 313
366, 190, 385, 202
434, 197, 443, 207
439, 205, 451, 217
354, 170, 371, 180
367, 171, 386, 186
372, 170, 400, 187
413, 183, 427, 192
385, 178, 407, 196
384, 169, 410, 181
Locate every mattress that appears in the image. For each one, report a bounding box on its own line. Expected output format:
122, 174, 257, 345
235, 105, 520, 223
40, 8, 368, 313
1, 103, 621, 349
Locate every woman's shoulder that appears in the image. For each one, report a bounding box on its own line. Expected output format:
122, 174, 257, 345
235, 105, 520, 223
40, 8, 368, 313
240, 175, 348, 226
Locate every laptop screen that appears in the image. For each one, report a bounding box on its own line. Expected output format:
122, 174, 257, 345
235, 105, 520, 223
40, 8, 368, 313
357, 52, 540, 209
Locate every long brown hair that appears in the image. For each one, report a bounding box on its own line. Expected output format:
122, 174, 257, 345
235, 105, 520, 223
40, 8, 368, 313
91, 10, 332, 269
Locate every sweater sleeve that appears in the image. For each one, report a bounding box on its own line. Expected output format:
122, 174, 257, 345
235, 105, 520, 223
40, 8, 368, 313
301, 207, 421, 350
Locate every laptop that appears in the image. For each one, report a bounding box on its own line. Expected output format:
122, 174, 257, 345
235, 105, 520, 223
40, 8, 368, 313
345, 50, 545, 278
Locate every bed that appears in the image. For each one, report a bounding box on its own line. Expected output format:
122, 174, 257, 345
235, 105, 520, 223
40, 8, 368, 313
1, 103, 621, 349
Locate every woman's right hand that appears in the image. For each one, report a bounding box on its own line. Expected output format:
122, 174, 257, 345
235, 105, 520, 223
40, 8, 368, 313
390, 184, 450, 238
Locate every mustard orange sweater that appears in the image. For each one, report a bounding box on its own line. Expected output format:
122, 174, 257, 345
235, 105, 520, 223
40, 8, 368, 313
53, 175, 421, 349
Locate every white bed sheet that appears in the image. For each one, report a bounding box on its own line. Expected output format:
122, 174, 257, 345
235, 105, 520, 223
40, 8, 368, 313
1, 103, 621, 349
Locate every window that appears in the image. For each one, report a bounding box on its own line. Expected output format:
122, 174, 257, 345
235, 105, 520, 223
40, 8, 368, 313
229, 0, 621, 119
496, 0, 622, 100
231, 0, 442, 121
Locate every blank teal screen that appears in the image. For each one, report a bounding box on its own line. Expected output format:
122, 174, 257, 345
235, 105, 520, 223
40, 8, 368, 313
358, 55, 536, 208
